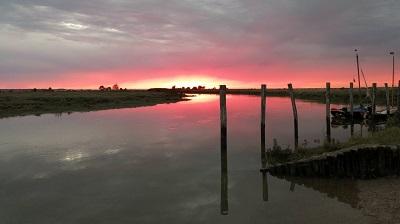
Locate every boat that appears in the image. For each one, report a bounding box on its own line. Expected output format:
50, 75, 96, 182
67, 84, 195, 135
330, 49, 399, 124
369, 107, 398, 121
331, 105, 369, 120
330, 50, 373, 122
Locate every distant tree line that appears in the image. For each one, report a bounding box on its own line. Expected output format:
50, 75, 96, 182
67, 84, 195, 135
32, 87, 54, 92
99, 84, 127, 91
171, 85, 206, 90
29, 85, 128, 92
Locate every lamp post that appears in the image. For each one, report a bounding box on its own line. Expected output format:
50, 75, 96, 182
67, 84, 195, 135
390, 51, 395, 107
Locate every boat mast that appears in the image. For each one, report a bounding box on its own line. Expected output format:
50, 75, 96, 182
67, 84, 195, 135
355, 49, 362, 102
360, 68, 370, 99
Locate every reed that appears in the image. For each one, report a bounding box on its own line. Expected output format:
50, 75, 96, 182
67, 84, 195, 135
0, 90, 187, 118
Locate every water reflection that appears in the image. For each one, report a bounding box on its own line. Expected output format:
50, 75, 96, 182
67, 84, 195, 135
221, 150, 228, 215
0, 95, 375, 223
262, 172, 269, 201
63, 151, 87, 162
279, 176, 360, 209
185, 94, 219, 104
289, 182, 296, 192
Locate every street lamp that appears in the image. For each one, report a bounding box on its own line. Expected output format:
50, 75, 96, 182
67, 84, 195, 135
390, 51, 395, 106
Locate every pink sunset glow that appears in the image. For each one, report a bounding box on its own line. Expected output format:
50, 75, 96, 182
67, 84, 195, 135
0, 1, 398, 89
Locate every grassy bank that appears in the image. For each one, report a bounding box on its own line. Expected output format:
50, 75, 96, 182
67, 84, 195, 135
268, 115, 400, 164
0, 90, 187, 118
159, 87, 398, 105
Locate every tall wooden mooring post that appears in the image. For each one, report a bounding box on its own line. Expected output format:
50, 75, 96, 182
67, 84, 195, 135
288, 84, 299, 150
219, 85, 228, 215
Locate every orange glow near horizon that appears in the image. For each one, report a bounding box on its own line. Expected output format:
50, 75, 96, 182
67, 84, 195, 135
1, 65, 395, 90
120, 75, 361, 89
121, 75, 252, 89
1, 74, 371, 90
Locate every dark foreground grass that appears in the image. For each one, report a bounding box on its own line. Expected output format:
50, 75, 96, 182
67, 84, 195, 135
0, 90, 187, 118
267, 115, 400, 164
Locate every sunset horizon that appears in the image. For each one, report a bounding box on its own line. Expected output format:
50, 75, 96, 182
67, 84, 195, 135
0, 52, 397, 89
1, 1, 398, 90
1, 1, 400, 223
1, 71, 397, 90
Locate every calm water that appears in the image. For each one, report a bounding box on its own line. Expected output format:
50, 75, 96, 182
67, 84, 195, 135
0, 95, 374, 223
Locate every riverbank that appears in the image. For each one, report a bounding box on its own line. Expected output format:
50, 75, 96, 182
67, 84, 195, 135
273, 176, 400, 224
357, 177, 400, 224
0, 90, 187, 118
267, 123, 400, 164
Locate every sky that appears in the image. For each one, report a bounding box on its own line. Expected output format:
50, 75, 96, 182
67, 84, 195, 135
0, 0, 399, 89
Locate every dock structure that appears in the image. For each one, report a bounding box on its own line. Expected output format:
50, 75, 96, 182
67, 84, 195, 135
261, 145, 400, 179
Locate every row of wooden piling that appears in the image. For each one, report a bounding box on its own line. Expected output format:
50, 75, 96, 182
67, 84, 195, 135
289, 81, 400, 149
262, 145, 400, 179
371, 81, 400, 115
287, 82, 332, 149
220, 82, 400, 153
219, 82, 400, 214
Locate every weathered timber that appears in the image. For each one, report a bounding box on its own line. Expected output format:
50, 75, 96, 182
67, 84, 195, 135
372, 83, 377, 116
219, 85, 228, 215
326, 82, 331, 144
398, 80, 400, 111
350, 82, 355, 136
288, 84, 299, 150
371, 83, 377, 131
349, 82, 354, 120
260, 145, 400, 179
385, 83, 390, 115
261, 84, 267, 167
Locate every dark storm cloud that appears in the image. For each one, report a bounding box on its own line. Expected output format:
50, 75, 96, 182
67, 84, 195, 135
0, 0, 399, 85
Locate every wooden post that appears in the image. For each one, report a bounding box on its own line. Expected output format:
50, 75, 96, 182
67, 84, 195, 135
372, 83, 377, 120
350, 82, 354, 120
397, 80, 400, 112
288, 84, 299, 150
220, 85, 228, 215
261, 84, 267, 168
350, 82, 354, 136
326, 82, 331, 144
385, 83, 390, 115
